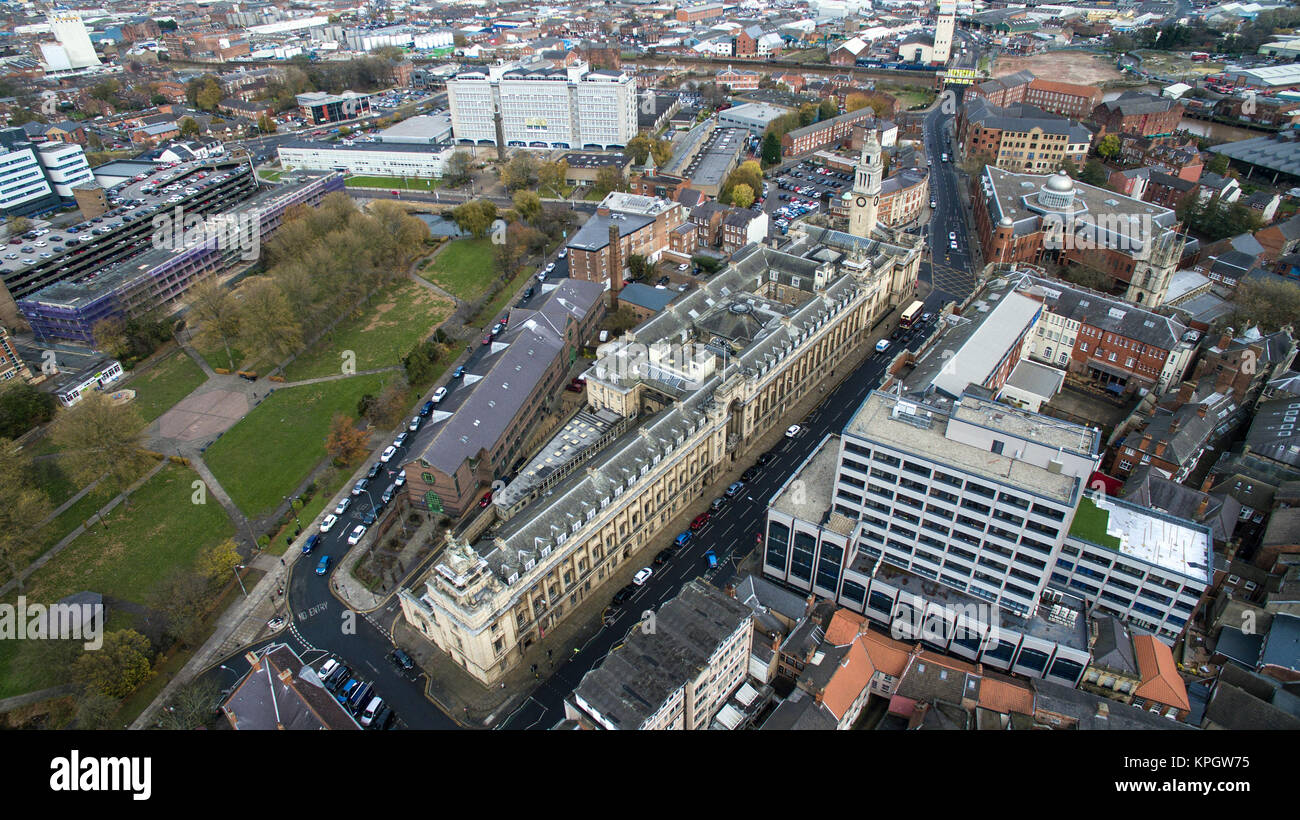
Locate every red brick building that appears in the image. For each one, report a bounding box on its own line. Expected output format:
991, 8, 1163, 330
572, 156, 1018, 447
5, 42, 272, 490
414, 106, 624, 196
781, 107, 878, 156
967, 71, 1101, 120
1091, 92, 1185, 137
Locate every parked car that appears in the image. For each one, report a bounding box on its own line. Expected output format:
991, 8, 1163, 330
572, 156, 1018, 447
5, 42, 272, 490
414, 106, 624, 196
320, 514, 338, 533
725, 481, 745, 498
479, 490, 493, 508
302, 534, 320, 555
704, 549, 718, 568
347, 524, 367, 546
351, 478, 369, 497
408, 416, 421, 432
674, 531, 693, 548
653, 549, 673, 567
395, 469, 406, 488
315, 555, 331, 575
452, 366, 465, 379
360, 696, 385, 727
420, 400, 434, 416
359, 508, 377, 525
741, 466, 759, 482
612, 584, 637, 605
391, 649, 415, 672
757, 450, 775, 466
875, 339, 892, 353
632, 567, 653, 586
380, 445, 398, 463
785, 425, 802, 438
334, 498, 351, 515
690, 512, 710, 531
710, 496, 727, 512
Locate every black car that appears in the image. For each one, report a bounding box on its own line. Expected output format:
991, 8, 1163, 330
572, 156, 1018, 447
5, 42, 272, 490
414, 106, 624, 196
653, 548, 674, 567
391, 649, 415, 672
366, 704, 395, 730
360, 507, 377, 525
741, 466, 760, 482
326, 665, 352, 692
612, 584, 638, 605
756, 450, 775, 466
657, 276, 671, 286
366, 462, 382, 480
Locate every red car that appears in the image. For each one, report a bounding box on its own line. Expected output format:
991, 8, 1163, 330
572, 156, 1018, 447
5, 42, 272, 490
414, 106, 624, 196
479, 490, 493, 508
482, 334, 493, 345
690, 512, 711, 531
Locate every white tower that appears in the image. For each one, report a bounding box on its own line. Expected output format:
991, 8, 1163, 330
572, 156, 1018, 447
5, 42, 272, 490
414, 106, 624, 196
849, 130, 883, 239
933, 2, 956, 66
47, 9, 101, 69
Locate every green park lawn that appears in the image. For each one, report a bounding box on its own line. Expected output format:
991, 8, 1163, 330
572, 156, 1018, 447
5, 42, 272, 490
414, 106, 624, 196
419, 237, 498, 302
20, 463, 234, 608
203, 372, 389, 518
473, 264, 536, 327
345, 175, 443, 191
281, 279, 452, 381
125, 350, 208, 426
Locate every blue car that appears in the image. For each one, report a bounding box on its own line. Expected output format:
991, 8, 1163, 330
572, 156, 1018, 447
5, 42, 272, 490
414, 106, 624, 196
725, 481, 745, 498
674, 531, 693, 548
302, 534, 320, 555
315, 554, 331, 575
452, 366, 466, 379
419, 400, 434, 417
704, 549, 718, 568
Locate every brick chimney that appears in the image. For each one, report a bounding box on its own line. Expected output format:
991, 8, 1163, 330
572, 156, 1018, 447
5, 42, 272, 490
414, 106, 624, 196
1195, 494, 1210, 519
1217, 329, 1233, 351
1200, 474, 1215, 492
1176, 381, 1195, 405
1140, 433, 1153, 451
1154, 441, 1167, 457
608, 223, 621, 311
1196, 404, 1208, 419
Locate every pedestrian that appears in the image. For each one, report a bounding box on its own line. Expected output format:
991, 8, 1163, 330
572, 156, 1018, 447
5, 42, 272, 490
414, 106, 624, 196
280, 558, 285, 566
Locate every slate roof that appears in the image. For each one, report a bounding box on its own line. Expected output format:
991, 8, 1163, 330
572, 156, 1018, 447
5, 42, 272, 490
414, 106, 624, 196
964, 96, 1092, 143
221, 644, 360, 730
1259, 612, 1300, 676
1017, 273, 1188, 349
1245, 396, 1300, 470
1100, 91, 1181, 116
1089, 615, 1138, 676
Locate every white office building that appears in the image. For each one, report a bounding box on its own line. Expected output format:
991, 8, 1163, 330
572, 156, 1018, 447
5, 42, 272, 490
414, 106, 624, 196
35, 141, 93, 198
0, 144, 57, 216
277, 140, 454, 178
447, 61, 637, 150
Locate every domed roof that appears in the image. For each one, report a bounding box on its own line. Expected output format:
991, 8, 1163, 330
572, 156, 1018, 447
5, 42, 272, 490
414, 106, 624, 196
1045, 171, 1074, 193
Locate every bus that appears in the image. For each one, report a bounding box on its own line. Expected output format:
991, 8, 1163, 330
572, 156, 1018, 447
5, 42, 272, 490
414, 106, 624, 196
900, 300, 925, 328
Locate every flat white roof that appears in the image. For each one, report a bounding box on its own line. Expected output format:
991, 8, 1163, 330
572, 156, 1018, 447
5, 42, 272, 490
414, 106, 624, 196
1090, 494, 1211, 581
932, 288, 1041, 398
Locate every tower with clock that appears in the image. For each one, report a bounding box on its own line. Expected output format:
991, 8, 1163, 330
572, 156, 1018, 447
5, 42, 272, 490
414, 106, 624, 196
849, 129, 883, 239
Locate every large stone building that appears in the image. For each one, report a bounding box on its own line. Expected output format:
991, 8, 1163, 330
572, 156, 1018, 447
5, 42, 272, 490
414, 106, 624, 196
958, 97, 1093, 173
973, 167, 1186, 307
398, 227, 921, 686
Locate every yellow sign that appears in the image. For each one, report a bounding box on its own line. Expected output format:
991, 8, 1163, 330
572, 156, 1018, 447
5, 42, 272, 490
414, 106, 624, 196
944, 68, 979, 85
524, 117, 548, 128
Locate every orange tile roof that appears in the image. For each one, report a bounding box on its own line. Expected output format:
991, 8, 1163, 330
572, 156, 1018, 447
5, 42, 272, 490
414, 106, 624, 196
917, 647, 979, 676
1133, 634, 1190, 712
977, 672, 1035, 716
1028, 78, 1099, 98
858, 626, 911, 678
825, 608, 866, 646
822, 639, 874, 721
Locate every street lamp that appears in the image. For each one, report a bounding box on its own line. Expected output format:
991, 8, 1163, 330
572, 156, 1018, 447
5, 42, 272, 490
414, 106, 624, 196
233, 565, 248, 597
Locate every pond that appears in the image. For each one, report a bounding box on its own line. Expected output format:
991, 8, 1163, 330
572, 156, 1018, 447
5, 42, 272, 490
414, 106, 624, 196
416, 214, 467, 237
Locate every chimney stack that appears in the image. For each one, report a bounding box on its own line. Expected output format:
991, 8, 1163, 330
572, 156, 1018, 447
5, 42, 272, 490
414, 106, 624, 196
1196, 404, 1208, 419
1176, 381, 1195, 405
1154, 441, 1167, 457
1195, 493, 1210, 519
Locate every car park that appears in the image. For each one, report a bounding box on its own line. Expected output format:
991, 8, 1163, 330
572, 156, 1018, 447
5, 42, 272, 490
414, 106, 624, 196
632, 567, 653, 586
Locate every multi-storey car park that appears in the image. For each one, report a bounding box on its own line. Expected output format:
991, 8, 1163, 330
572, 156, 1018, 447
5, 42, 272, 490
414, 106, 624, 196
0, 157, 259, 326
19, 171, 344, 342
398, 224, 921, 687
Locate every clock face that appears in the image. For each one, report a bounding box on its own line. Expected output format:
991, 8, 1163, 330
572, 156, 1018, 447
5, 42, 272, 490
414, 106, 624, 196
856, 196, 867, 208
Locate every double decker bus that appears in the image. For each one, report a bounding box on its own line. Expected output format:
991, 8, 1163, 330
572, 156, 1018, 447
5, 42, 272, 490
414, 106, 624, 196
899, 300, 925, 328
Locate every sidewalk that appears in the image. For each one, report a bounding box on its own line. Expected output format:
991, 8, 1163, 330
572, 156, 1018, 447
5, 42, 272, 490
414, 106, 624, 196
384, 303, 911, 727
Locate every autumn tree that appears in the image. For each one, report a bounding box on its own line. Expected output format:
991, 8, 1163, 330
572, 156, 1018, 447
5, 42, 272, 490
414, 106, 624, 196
157, 678, 222, 730
1232, 277, 1300, 332
195, 538, 241, 585
538, 159, 569, 195
593, 166, 628, 198
325, 413, 369, 466
730, 182, 755, 209
233, 277, 303, 362
818, 97, 839, 120
1095, 134, 1120, 161
179, 116, 199, 137
73, 629, 154, 698
452, 199, 498, 238
0, 381, 57, 439
444, 151, 474, 187
146, 566, 213, 649
513, 190, 543, 222
501, 152, 540, 192
50, 393, 149, 498
186, 278, 242, 371
0, 441, 53, 591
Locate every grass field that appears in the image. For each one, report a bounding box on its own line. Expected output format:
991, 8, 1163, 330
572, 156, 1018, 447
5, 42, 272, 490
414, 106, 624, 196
258, 170, 283, 182
473, 264, 536, 327
19, 463, 234, 607
125, 351, 208, 426
1069, 496, 1122, 550
281, 280, 452, 381
203, 372, 389, 518
345, 175, 443, 191
419, 238, 498, 302
192, 335, 250, 373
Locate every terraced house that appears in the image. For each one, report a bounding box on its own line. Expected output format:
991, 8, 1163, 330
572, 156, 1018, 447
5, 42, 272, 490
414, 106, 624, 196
398, 226, 921, 686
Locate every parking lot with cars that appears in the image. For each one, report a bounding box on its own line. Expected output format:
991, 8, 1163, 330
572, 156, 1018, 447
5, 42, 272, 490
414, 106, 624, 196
765, 159, 853, 236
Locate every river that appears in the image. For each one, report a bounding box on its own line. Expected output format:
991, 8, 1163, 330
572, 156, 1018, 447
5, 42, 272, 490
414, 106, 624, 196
1101, 85, 1267, 143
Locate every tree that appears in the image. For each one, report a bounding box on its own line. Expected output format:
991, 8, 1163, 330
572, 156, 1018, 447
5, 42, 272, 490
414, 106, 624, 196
186, 278, 241, 371
538, 159, 569, 195
761, 131, 782, 166
1232, 278, 1300, 332
1206, 152, 1230, 175
453, 32, 468, 48
403, 339, 445, 387
7, 216, 32, 236
72, 629, 153, 699
593, 166, 628, 198
196, 538, 241, 585
74, 692, 122, 729
0, 441, 52, 591
1058, 263, 1113, 292
179, 116, 199, 137
649, 139, 674, 167
233, 277, 303, 361
186, 75, 223, 112
157, 678, 221, 730
1095, 134, 1120, 161
730, 182, 755, 209
818, 97, 839, 120
325, 413, 369, 466
363, 383, 409, 429
798, 103, 818, 127
146, 566, 213, 649
451, 199, 497, 238
444, 151, 473, 187
626, 134, 653, 165
0, 382, 57, 439
627, 254, 653, 281
501, 152, 540, 192
513, 190, 543, 222
1078, 159, 1109, 187
256, 113, 277, 134
50, 393, 149, 498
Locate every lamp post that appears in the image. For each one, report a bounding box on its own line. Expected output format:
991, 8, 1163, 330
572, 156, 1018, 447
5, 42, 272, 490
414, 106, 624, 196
233, 564, 248, 597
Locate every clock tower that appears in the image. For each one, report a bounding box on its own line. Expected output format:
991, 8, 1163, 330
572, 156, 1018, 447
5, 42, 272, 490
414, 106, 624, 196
849, 129, 883, 239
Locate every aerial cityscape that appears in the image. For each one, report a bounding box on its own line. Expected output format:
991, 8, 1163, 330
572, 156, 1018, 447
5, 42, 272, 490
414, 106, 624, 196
3, 0, 1300, 746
